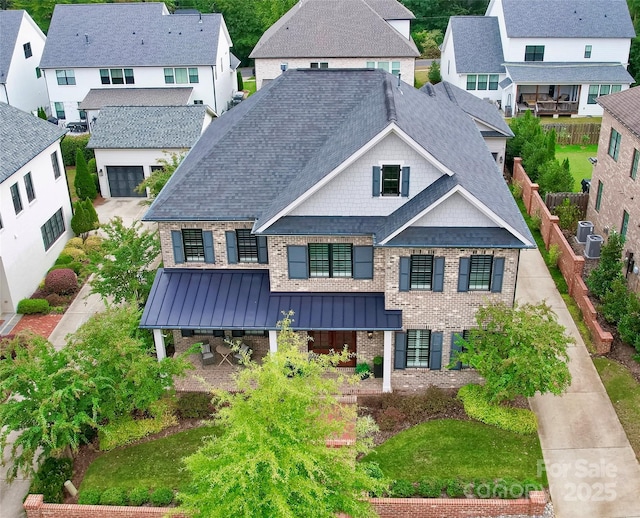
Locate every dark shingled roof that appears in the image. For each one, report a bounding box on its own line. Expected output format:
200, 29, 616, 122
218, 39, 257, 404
144, 68, 533, 248
79, 88, 193, 110
449, 16, 504, 74
87, 105, 208, 149
0, 103, 66, 183
362, 0, 415, 19
500, 0, 635, 39
261, 216, 387, 235
425, 81, 513, 137
598, 86, 640, 140
41, 3, 224, 68
250, 0, 419, 59
385, 227, 526, 248
140, 269, 402, 330
0, 10, 24, 84
505, 63, 634, 84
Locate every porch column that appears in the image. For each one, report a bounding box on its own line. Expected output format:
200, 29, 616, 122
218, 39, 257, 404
153, 329, 166, 361
268, 330, 278, 354
382, 330, 393, 393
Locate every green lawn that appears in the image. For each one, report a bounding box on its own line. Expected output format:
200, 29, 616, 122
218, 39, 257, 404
66, 166, 78, 202
361, 419, 546, 483
80, 426, 219, 491
593, 358, 640, 459
243, 78, 256, 96
555, 144, 598, 191
414, 69, 428, 89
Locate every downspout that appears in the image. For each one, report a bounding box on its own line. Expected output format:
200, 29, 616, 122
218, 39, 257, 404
211, 65, 218, 113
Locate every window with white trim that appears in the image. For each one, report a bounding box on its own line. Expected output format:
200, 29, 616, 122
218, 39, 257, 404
466, 74, 499, 91
588, 84, 622, 104
407, 329, 431, 368
100, 68, 134, 85
469, 255, 492, 290
41, 208, 65, 250
24, 172, 35, 202
182, 229, 205, 262
308, 243, 352, 278
56, 69, 75, 85
164, 67, 199, 84
410, 255, 434, 290
23, 42, 32, 58
310, 62, 328, 69
10, 183, 23, 214
366, 61, 401, 77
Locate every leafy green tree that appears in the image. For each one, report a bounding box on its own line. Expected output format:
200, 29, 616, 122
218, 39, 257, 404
427, 60, 442, 84
37, 106, 47, 119
587, 231, 626, 299
619, 291, 640, 353
74, 149, 97, 200
0, 333, 99, 480
521, 129, 555, 182
412, 29, 443, 58
506, 110, 543, 166
179, 314, 384, 518
87, 217, 161, 305
451, 302, 572, 404
71, 199, 99, 241
538, 158, 574, 195
135, 152, 184, 203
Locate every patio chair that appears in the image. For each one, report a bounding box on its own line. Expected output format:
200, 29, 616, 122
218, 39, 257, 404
234, 343, 252, 363
200, 341, 215, 366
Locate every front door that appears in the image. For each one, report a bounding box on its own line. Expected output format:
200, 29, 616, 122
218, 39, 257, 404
308, 331, 356, 367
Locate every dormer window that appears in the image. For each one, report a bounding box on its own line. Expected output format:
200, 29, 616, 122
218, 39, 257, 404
372, 165, 410, 197
524, 45, 544, 62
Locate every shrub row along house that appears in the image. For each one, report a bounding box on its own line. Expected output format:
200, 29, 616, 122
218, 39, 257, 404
440, 0, 635, 117
0, 103, 72, 313
140, 68, 534, 392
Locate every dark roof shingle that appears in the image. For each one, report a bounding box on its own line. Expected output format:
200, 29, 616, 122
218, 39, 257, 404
449, 16, 504, 74
0, 103, 66, 183
0, 10, 24, 84
505, 62, 634, 84
79, 88, 193, 110
597, 86, 640, 140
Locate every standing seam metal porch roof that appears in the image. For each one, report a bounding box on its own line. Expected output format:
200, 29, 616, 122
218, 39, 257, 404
140, 269, 402, 330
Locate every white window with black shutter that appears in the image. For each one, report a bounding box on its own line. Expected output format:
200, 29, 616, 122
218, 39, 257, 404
171, 229, 215, 264
399, 255, 444, 292
226, 230, 268, 264
372, 165, 410, 197
457, 255, 504, 292
394, 330, 442, 370
287, 245, 373, 280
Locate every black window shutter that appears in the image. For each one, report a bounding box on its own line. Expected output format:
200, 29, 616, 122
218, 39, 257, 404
433, 256, 445, 292
458, 257, 470, 292
171, 230, 185, 264
429, 331, 443, 370
287, 245, 308, 279
394, 332, 407, 370
450, 332, 462, 370
226, 231, 238, 264
257, 236, 268, 264
401, 166, 410, 197
399, 257, 410, 291
372, 166, 381, 197
181, 329, 194, 337
353, 246, 374, 279
203, 231, 215, 263
491, 257, 505, 293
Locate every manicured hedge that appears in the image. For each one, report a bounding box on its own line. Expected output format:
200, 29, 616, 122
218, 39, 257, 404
60, 134, 93, 166
17, 298, 50, 314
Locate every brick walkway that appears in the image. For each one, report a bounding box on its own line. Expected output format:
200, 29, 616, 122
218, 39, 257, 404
4, 314, 63, 339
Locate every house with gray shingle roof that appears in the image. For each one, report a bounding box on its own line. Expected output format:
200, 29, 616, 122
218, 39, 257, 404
441, 0, 635, 117
0, 10, 49, 114
39, 2, 238, 124
0, 103, 72, 313
139, 68, 534, 392
87, 104, 215, 197
249, 0, 420, 90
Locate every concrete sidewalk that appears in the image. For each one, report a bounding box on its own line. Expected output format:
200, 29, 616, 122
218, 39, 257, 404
517, 249, 640, 518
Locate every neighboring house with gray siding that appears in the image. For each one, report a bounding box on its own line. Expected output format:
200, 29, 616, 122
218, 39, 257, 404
586, 87, 640, 295
250, 0, 419, 90
441, 0, 635, 117
39, 2, 238, 123
0, 103, 72, 313
87, 105, 214, 198
139, 68, 534, 392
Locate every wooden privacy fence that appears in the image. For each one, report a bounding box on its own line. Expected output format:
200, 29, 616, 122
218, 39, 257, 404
545, 192, 589, 218
543, 123, 600, 145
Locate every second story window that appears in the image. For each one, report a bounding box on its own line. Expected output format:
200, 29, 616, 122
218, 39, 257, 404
458, 255, 505, 292
56, 69, 75, 85
608, 129, 621, 161
631, 150, 639, 180
10, 183, 23, 214
100, 68, 135, 85
24, 172, 36, 202
51, 151, 61, 179
584, 45, 592, 58
410, 255, 434, 290
23, 42, 32, 58
621, 210, 630, 238
309, 243, 352, 278
310, 62, 328, 69
373, 165, 410, 197
524, 45, 544, 62
182, 229, 205, 262
171, 229, 214, 264
164, 68, 199, 84
236, 229, 259, 263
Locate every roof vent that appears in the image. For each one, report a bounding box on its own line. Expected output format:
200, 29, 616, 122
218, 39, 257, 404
423, 83, 436, 97
84, 33, 89, 44
141, 39, 144, 45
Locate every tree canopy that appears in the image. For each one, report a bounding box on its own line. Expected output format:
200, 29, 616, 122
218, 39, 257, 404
451, 302, 573, 404
71, 198, 100, 241
179, 314, 383, 518
135, 152, 184, 203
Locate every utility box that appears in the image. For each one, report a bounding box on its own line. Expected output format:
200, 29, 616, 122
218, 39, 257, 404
585, 234, 604, 259
576, 221, 594, 244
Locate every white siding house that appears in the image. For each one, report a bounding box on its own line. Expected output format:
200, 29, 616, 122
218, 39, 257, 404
39, 2, 238, 123
441, 0, 635, 117
250, 0, 420, 90
0, 10, 49, 114
0, 103, 72, 313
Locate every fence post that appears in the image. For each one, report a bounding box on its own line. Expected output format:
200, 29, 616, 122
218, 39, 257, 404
24, 494, 43, 518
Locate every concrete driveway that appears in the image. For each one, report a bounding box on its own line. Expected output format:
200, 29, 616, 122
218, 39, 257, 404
94, 197, 150, 229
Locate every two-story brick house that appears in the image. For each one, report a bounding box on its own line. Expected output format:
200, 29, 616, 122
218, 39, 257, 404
39, 2, 238, 124
250, 0, 420, 90
586, 86, 640, 294
440, 0, 635, 117
140, 69, 534, 392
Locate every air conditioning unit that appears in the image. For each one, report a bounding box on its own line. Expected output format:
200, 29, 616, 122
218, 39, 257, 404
585, 234, 604, 259
576, 221, 594, 244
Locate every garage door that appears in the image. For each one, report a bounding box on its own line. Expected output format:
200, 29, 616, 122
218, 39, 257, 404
106, 166, 145, 197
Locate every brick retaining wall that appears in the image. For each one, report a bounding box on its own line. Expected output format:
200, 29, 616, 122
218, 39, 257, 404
512, 158, 613, 353
26, 492, 547, 518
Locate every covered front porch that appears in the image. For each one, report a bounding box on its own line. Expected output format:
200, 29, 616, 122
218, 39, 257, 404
140, 268, 402, 392
516, 84, 580, 116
